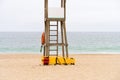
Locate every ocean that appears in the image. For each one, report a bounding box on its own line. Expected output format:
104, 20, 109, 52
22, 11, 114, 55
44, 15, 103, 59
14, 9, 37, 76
0, 32, 120, 54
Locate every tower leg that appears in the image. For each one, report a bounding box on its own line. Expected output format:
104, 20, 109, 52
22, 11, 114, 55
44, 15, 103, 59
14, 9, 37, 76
56, 21, 59, 56
63, 22, 68, 57
45, 20, 50, 57
61, 21, 65, 57
43, 46, 45, 56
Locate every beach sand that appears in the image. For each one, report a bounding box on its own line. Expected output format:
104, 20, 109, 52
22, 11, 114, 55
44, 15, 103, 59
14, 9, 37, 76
0, 54, 120, 80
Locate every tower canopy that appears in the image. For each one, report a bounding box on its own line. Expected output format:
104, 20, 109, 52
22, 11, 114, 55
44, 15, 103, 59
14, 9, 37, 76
45, 0, 66, 19
48, 8, 64, 18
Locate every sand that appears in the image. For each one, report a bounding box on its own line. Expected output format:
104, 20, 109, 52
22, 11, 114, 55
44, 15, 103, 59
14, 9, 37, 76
0, 54, 120, 80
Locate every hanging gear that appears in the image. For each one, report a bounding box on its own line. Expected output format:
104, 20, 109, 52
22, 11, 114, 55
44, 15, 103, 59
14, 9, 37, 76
40, 32, 45, 52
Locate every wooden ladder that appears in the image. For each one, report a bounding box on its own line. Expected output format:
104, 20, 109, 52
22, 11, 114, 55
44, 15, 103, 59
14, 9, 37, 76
49, 21, 59, 56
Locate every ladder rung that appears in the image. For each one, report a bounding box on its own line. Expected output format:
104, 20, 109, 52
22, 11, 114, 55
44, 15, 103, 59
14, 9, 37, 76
49, 49, 57, 51
49, 43, 65, 46
49, 54, 57, 56
49, 35, 57, 36
50, 30, 57, 31
49, 40, 57, 41
50, 25, 58, 26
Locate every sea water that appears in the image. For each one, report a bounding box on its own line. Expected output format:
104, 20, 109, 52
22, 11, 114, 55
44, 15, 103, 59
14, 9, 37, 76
0, 32, 120, 54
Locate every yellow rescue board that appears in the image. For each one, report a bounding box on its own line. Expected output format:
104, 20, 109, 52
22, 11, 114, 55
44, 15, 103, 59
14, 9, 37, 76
41, 56, 75, 65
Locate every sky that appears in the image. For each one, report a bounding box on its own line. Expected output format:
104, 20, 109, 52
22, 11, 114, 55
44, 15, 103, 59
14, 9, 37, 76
0, 0, 120, 32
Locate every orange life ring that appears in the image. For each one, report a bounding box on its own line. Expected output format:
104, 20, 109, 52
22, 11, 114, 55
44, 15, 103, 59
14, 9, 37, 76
41, 32, 45, 45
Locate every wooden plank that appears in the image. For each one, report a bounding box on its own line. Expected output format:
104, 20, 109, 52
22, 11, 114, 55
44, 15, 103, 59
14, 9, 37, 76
49, 54, 57, 56
49, 35, 58, 36
56, 21, 59, 56
45, 20, 50, 57
49, 49, 57, 51
49, 43, 65, 46
46, 0, 48, 19
61, 0, 64, 8
49, 30, 57, 31
49, 40, 57, 41
61, 21, 65, 57
47, 18, 65, 21
64, 0, 66, 20
63, 22, 68, 57
49, 25, 58, 26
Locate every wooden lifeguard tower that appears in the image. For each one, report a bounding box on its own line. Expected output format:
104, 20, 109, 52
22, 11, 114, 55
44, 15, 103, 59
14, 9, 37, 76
41, 0, 75, 65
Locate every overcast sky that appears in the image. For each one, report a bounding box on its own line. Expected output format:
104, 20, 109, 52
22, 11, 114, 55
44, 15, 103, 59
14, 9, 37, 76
0, 0, 120, 32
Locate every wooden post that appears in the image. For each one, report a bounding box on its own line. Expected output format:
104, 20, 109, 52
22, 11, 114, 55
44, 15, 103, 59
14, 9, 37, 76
61, 0, 64, 8
61, 21, 65, 57
45, 0, 48, 19
57, 21, 59, 56
45, 20, 50, 57
64, 0, 66, 21
44, 0, 48, 56
63, 21, 68, 57
45, 22, 47, 56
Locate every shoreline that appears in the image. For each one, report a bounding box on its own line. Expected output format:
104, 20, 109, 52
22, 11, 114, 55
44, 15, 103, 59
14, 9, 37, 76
1, 52, 120, 54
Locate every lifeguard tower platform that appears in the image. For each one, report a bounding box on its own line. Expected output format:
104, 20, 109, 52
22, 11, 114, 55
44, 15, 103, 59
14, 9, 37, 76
41, 0, 75, 65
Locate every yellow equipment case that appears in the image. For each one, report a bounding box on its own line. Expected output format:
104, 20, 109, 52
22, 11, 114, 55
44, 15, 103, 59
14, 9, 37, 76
42, 56, 75, 65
